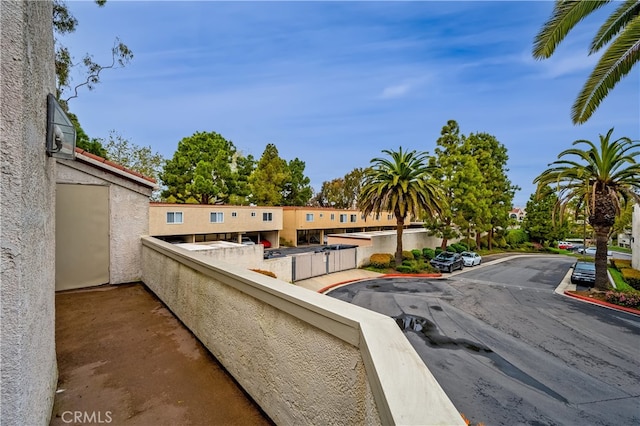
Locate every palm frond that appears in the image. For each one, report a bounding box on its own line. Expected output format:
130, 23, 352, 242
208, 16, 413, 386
572, 16, 640, 123
533, 0, 610, 59
591, 0, 640, 52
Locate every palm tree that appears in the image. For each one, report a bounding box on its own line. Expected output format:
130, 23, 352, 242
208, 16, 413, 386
532, 0, 640, 124
358, 147, 444, 267
534, 128, 640, 290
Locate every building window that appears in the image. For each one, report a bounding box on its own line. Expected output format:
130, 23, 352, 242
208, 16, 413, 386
231, 212, 237, 217
166, 212, 183, 224
210, 212, 224, 223
350, 214, 357, 223
251, 212, 256, 217
263, 212, 273, 222
375, 214, 380, 220
330, 213, 335, 220
340, 214, 347, 223
306, 213, 314, 222
319, 213, 323, 218
387, 214, 393, 220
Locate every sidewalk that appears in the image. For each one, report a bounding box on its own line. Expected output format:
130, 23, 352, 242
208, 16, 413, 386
51, 283, 272, 425
295, 269, 383, 292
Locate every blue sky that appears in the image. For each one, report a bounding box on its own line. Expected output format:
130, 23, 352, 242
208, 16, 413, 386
61, 1, 639, 206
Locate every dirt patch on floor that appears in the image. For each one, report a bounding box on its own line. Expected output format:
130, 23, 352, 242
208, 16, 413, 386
51, 283, 272, 425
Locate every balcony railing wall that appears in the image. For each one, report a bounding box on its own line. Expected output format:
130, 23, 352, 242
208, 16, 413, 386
141, 236, 464, 425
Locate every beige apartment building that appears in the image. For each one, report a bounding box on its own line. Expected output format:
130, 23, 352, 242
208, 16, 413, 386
281, 206, 400, 246
149, 203, 282, 247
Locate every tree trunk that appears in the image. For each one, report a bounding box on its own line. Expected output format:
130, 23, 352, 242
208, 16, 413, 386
488, 228, 494, 250
395, 216, 405, 267
441, 217, 451, 249
589, 186, 616, 291
593, 225, 611, 291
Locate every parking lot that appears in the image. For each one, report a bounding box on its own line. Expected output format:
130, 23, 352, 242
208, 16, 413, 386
327, 256, 640, 425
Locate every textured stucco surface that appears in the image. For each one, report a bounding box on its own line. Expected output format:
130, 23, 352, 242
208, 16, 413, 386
0, 1, 58, 424
141, 237, 465, 425
633, 204, 639, 270
57, 159, 152, 284
142, 243, 381, 425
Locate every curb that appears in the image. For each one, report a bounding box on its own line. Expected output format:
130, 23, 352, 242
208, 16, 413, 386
564, 291, 640, 317
317, 273, 442, 294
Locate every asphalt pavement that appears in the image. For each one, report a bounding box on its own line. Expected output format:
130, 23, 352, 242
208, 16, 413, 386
325, 256, 640, 426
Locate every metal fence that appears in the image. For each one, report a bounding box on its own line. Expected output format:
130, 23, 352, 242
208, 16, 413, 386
291, 245, 357, 281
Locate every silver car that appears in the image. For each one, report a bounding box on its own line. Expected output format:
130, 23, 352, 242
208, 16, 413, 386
461, 251, 482, 267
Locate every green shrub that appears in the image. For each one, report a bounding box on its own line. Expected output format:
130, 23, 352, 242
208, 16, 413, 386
435, 247, 443, 255
495, 237, 507, 249
411, 249, 422, 259
370, 253, 393, 268
505, 229, 528, 247
478, 236, 489, 249
450, 243, 466, 253
396, 265, 413, 273
459, 238, 477, 250
621, 268, 640, 291
446, 245, 457, 252
422, 248, 436, 260
402, 250, 414, 260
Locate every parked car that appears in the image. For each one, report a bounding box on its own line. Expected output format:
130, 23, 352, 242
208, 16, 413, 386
579, 247, 612, 256
558, 241, 574, 250
259, 239, 272, 248
430, 252, 464, 273
241, 237, 255, 245
571, 261, 596, 286
263, 250, 283, 259
460, 251, 482, 267
569, 243, 585, 252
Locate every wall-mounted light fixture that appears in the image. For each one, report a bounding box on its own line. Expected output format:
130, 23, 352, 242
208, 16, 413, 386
46, 93, 76, 159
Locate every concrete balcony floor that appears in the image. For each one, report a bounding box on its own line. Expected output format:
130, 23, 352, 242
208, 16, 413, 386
51, 283, 272, 425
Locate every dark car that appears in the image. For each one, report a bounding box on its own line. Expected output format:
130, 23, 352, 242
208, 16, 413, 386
430, 252, 464, 273
571, 261, 596, 286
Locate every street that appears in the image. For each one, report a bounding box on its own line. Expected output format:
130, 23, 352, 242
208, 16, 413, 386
327, 256, 640, 425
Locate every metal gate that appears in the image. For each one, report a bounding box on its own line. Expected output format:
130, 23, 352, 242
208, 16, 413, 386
291, 246, 357, 281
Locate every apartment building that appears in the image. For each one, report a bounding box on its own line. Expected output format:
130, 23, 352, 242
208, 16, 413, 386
149, 203, 282, 247
281, 206, 400, 247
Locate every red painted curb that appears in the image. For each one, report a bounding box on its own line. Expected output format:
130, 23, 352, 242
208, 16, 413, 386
317, 273, 442, 294
564, 291, 640, 316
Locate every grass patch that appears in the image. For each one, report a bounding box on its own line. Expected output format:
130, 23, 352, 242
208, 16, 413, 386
609, 267, 635, 292
609, 246, 632, 254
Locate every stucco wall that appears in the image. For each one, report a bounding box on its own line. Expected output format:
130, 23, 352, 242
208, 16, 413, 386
149, 203, 283, 238
141, 237, 464, 425
330, 229, 446, 267
0, 1, 58, 424
633, 204, 639, 270
57, 159, 152, 284
175, 243, 293, 282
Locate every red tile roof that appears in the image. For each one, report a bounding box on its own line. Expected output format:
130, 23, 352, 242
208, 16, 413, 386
75, 147, 157, 185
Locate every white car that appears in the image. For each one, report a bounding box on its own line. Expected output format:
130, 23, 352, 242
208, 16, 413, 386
580, 247, 612, 256
460, 251, 482, 267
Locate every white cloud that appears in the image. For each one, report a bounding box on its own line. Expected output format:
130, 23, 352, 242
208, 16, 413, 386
380, 83, 411, 99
